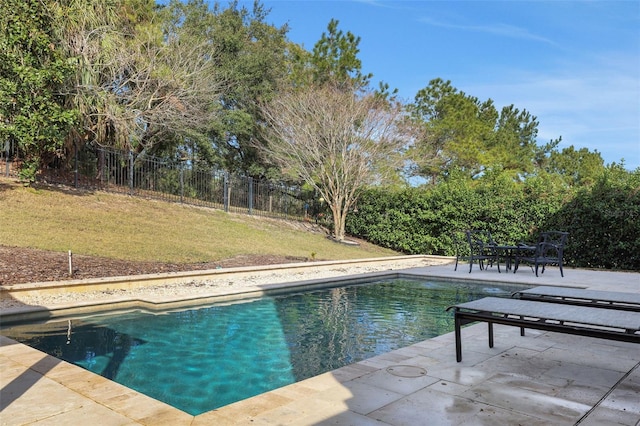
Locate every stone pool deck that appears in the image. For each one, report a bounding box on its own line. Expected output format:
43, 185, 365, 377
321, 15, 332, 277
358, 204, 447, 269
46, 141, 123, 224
1, 261, 639, 425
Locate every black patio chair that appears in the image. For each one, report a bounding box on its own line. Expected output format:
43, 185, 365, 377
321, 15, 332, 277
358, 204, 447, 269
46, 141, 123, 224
452, 231, 470, 271
465, 230, 500, 273
515, 231, 569, 277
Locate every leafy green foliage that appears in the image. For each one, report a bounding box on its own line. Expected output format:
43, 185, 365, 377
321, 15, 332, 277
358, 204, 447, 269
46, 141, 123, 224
407, 78, 561, 183
0, 0, 77, 182
545, 145, 606, 187
544, 166, 640, 269
347, 168, 640, 271
308, 19, 372, 91
204, 0, 290, 176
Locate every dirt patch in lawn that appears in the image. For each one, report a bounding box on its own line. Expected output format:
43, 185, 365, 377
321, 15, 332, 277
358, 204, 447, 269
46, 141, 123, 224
1, 245, 308, 285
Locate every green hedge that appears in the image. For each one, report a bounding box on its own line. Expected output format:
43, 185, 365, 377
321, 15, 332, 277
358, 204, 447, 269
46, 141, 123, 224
543, 170, 640, 270
346, 170, 640, 270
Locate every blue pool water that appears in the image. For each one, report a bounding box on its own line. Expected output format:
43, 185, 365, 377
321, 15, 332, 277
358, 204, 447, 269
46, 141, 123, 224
1, 278, 525, 415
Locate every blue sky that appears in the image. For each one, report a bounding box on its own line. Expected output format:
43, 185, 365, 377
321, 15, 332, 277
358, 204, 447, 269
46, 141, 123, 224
237, 0, 640, 170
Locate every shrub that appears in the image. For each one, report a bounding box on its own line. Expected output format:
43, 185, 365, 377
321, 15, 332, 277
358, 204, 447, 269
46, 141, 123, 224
347, 168, 639, 270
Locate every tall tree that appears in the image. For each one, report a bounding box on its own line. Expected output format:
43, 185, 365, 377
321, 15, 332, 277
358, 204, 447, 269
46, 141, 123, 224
0, 0, 77, 182
151, 0, 227, 163
259, 85, 413, 241
545, 145, 605, 187
407, 78, 558, 183
54, 0, 152, 151
407, 79, 495, 182
207, 0, 290, 177
290, 18, 372, 92
58, 0, 223, 157
310, 19, 372, 91
490, 104, 556, 177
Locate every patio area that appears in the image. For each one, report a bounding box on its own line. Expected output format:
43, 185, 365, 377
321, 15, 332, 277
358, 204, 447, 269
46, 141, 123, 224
1, 262, 639, 425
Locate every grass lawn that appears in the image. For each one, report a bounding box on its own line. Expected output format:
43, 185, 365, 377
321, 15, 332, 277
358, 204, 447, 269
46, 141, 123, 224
0, 177, 399, 263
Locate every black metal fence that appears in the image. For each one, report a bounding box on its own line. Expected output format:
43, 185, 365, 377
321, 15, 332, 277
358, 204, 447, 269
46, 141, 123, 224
2, 144, 310, 220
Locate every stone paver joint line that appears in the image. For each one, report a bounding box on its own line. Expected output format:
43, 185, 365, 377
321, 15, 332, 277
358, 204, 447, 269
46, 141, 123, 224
574, 360, 640, 425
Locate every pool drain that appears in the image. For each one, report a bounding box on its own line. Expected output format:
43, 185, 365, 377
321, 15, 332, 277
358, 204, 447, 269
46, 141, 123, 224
385, 365, 427, 378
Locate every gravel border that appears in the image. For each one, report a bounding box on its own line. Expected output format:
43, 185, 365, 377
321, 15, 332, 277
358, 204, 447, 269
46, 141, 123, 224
2, 258, 449, 310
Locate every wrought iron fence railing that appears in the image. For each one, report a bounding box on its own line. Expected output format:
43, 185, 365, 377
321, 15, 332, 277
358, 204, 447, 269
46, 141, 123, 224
2, 145, 309, 221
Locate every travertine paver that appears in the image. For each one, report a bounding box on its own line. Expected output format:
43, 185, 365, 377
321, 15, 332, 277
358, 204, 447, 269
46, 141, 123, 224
462, 380, 592, 422
0, 363, 133, 425
1, 263, 640, 425
598, 367, 640, 415
317, 380, 405, 415
353, 367, 440, 395
579, 406, 640, 426
371, 387, 503, 426
23, 403, 138, 426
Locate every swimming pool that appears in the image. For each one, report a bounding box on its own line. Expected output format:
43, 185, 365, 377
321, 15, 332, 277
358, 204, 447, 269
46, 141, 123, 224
1, 277, 525, 415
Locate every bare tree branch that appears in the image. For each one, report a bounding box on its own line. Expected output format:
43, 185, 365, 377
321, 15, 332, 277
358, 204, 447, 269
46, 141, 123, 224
259, 85, 413, 241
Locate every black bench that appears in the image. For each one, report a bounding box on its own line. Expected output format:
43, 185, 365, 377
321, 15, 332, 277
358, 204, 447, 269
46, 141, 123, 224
447, 297, 640, 362
512, 286, 640, 311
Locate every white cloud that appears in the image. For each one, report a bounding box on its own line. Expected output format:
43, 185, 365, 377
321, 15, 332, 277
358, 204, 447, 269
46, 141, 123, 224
458, 54, 640, 168
417, 16, 557, 45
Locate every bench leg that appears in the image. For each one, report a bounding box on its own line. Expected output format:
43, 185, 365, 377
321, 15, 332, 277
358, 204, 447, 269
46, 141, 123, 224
488, 322, 494, 348
455, 314, 463, 362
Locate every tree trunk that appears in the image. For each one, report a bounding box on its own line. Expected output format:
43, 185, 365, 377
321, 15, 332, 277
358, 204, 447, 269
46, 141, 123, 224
330, 203, 345, 241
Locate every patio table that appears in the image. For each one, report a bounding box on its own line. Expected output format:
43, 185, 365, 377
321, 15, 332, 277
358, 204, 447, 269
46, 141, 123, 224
490, 244, 534, 272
